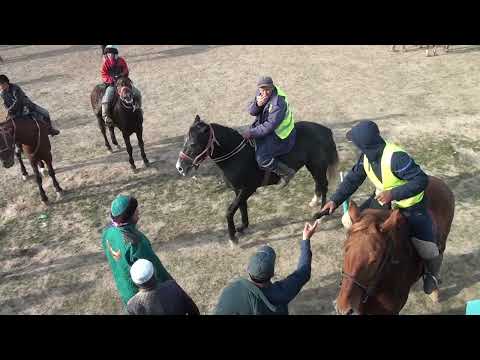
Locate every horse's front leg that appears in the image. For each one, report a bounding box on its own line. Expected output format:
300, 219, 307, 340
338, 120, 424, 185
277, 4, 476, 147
31, 160, 48, 203
135, 127, 149, 167
236, 188, 255, 234
45, 159, 63, 199
109, 125, 120, 150
15, 145, 28, 180
122, 133, 136, 170
226, 189, 246, 244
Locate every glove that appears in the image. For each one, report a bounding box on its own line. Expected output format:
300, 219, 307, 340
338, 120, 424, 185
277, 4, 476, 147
242, 129, 253, 140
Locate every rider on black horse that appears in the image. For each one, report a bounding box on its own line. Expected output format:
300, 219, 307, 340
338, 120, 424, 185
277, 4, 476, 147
243, 76, 296, 188
0, 74, 60, 136
101, 45, 142, 127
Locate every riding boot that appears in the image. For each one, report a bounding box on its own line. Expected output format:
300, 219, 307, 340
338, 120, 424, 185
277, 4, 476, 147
411, 237, 442, 294
102, 102, 114, 127
423, 254, 443, 294
271, 161, 296, 189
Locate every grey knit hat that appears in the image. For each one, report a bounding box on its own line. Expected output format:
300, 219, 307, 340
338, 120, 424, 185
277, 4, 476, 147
247, 245, 276, 282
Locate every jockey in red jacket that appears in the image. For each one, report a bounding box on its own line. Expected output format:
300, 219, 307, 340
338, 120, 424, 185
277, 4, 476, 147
101, 45, 142, 126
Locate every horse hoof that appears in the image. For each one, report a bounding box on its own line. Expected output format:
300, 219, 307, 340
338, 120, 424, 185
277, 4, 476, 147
228, 238, 239, 249
309, 200, 320, 208
42, 200, 49, 207
144, 161, 150, 168
56, 191, 63, 200
429, 289, 440, 303
22, 175, 28, 181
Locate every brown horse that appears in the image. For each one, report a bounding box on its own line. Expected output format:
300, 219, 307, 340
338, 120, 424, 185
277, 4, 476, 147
335, 176, 455, 315
0, 115, 63, 203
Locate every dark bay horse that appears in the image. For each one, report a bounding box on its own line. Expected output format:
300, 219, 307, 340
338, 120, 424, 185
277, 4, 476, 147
90, 76, 149, 170
335, 176, 455, 315
0, 116, 63, 203
176, 115, 339, 244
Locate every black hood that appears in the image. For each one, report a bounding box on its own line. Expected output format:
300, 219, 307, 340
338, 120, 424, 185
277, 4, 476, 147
346, 120, 386, 161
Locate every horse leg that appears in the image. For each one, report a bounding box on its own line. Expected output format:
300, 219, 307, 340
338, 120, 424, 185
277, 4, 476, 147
306, 163, 328, 208
45, 159, 63, 198
236, 188, 255, 234
31, 160, 48, 203
97, 114, 112, 152
38, 160, 48, 177
226, 189, 250, 243
122, 133, 136, 170
15, 145, 28, 180
109, 126, 120, 149
135, 127, 150, 167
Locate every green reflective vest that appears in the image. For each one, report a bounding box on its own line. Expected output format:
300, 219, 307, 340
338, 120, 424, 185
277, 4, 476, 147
274, 87, 295, 140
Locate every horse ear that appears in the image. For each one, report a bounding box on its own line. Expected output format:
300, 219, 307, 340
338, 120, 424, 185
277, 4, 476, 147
194, 115, 201, 123
348, 200, 361, 223
380, 209, 402, 233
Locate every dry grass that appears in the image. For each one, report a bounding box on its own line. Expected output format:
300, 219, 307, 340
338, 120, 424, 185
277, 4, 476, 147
0, 45, 479, 314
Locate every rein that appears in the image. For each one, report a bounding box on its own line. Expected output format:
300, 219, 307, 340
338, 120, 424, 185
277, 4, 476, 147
341, 234, 394, 304
179, 124, 255, 167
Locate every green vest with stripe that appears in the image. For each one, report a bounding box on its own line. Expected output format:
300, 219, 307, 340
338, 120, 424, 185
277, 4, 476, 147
363, 142, 424, 209
273, 87, 295, 140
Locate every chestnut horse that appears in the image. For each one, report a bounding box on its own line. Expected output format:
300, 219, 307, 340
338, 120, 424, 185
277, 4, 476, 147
0, 115, 63, 203
335, 176, 454, 315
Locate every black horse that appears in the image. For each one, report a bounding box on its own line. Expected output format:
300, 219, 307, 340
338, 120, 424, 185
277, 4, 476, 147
176, 115, 339, 244
90, 76, 149, 170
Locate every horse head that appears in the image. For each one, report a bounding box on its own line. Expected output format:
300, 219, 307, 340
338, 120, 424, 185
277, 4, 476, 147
0, 121, 15, 169
176, 114, 216, 176
115, 76, 136, 109
335, 201, 406, 315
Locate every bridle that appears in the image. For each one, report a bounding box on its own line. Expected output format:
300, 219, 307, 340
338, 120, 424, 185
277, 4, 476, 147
117, 85, 137, 112
341, 233, 394, 304
0, 116, 42, 159
179, 123, 252, 168
0, 118, 16, 155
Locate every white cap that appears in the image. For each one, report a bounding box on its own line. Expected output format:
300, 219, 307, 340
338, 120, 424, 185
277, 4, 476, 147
130, 259, 154, 285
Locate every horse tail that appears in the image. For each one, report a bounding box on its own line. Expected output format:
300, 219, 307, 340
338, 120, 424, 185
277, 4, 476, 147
325, 129, 339, 182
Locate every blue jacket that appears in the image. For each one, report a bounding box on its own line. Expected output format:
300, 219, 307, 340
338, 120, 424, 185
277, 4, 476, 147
330, 123, 428, 207
247, 87, 294, 140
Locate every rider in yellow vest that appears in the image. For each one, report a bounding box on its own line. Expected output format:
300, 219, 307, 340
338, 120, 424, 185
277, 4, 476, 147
321, 120, 442, 295
243, 76, 296, 187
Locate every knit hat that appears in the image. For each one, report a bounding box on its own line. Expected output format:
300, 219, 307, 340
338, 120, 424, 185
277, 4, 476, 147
130, 259, 154, 285
257, 76, 274, 88
247, 245, 276, 282
111, 194, 138, 222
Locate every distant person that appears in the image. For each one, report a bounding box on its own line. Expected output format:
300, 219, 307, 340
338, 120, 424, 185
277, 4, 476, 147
0, 74, 60, 136
214, 221, 318, 315
102, 194, 173, 306
100, 45, 142, 127
127, 259, 200, 315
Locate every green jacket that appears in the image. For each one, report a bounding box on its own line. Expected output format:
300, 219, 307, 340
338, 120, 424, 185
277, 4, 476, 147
101, 223, 173, 305
214, 277, 288, 315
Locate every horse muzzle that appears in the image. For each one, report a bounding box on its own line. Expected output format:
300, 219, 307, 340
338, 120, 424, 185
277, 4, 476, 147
176, 158, 193, 177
